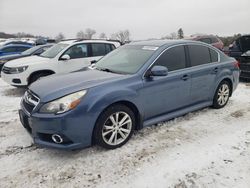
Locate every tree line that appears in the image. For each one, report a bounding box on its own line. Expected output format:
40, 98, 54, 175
55, 29, 130, 44
0, 30, 245, 47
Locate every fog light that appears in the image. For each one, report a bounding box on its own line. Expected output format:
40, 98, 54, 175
51, 134, 63, 144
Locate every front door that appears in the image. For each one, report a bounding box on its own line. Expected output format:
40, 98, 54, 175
140, 45, 192, 120
58, 43, 93, 73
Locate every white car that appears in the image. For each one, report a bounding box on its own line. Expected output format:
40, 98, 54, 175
1, 39, 120, 86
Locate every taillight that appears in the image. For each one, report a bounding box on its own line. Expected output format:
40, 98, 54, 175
234, 60, 240, 69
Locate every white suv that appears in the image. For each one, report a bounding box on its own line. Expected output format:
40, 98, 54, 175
1, 39, 120, 86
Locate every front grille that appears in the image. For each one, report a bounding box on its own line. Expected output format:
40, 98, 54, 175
2, 66, 12, 74
22, 90, 40, 114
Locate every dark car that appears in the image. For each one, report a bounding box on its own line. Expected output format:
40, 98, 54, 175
19, 40, 239, 150
0, 44, 32, 57
0, 44, 53, 72
224, 35, 250, 80
2, 41, 34, 46
188, 35, 224, 50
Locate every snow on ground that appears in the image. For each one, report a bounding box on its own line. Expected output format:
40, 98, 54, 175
0, 78, 250, 188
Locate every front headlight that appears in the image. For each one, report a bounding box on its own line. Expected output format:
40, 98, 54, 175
8, 66, 28, 74
39, 90, 87, 114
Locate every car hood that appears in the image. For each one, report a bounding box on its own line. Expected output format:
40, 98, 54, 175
0, 54, 29, 63
29, 69, 126, 102
4, 55, 49, 67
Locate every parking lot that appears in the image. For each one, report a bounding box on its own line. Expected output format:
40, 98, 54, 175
0, 78, 250, 188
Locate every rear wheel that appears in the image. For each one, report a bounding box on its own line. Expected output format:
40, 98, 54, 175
93, 104, 135, 149
212, 80, 231, 109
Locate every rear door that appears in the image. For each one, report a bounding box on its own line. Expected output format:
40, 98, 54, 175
141, 45, 192, 120
187, 44, 219, 103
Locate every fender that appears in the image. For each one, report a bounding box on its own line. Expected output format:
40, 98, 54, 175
212, 68, 234, 97
87, 88, 142, 116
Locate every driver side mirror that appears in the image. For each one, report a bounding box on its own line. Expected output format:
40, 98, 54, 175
145, 65, 168, 77
60, 54, 70, 61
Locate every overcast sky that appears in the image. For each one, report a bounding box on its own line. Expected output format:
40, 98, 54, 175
0, 0, 249, 40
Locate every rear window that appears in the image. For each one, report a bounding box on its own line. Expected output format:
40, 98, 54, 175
211, 37, 219, 43
199, 38, 212, 44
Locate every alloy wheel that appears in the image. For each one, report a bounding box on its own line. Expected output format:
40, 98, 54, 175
217, 84, 230, 106
102, 111, 132, 146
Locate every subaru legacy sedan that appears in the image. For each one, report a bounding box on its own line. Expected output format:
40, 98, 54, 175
19, 40, 240, 150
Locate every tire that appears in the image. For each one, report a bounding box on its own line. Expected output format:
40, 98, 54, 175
93, 104, 135, 149
29, 72, 52, 85
212, 80, 231, 109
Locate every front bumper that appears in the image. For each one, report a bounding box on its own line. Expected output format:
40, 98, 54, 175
1, 71, 29, 86
19, 103, 98, 150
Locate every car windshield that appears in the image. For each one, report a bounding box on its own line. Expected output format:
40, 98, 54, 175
21, 46, 41, 55
95, 45, 156, 74
40, 43, 68, 58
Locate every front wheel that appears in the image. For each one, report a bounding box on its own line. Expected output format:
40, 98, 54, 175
93, 104, 135, 149
212, 80, 231, 109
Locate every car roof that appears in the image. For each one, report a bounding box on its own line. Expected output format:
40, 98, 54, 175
0, 44, 32, 49
128, 39, 200, 47
59, 39, 121, 46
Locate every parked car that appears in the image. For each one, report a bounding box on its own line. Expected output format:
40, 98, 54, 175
188, 35, 224, 50
1, 39, 120, 86
0, 44, 53, 72
18, 40, 240, 150
1, 40, 34, 46
224, 35, 250, 80
0, 44, 32, 57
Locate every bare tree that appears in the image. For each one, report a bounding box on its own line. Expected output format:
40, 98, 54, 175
177, 28, 184, 39
114, 30, 130, 43
55, 32, 65, 41
76, 30, 85, 39
99, 32, 107, 39
84, 28, 96, 39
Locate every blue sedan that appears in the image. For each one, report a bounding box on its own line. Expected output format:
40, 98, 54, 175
0, 44, 32, 57
19, 40, 240, 150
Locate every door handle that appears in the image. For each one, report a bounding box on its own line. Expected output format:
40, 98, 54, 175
181, 74, 189, 81
211, 67, 219, 74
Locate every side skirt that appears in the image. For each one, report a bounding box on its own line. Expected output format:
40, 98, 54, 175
143, 101, 212, 128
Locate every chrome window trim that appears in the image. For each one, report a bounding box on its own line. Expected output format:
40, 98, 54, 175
142, 42, 220, 78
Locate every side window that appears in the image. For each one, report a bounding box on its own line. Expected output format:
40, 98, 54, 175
189, 45, 211, 66
2, 47, 16, 53
64, 44, 88, 59
91, 43, 106, 56
110, 44, 116, 51
209, 49, 218, 62
211, 37, 219, 43
16, 47, 29, 52
199, 38, 212, 44
154, 46, 186, 71
105, 44, 115, 53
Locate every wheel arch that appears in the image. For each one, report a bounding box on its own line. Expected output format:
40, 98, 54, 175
91, 100, 143, 145
28, 69, 55, 84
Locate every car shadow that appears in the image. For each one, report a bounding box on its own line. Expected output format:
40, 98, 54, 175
2, 87, 26, 97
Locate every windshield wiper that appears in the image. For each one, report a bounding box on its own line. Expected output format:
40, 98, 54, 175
96, 67, 116, 73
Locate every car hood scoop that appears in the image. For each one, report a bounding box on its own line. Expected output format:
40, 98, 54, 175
29, 69, 124, 102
